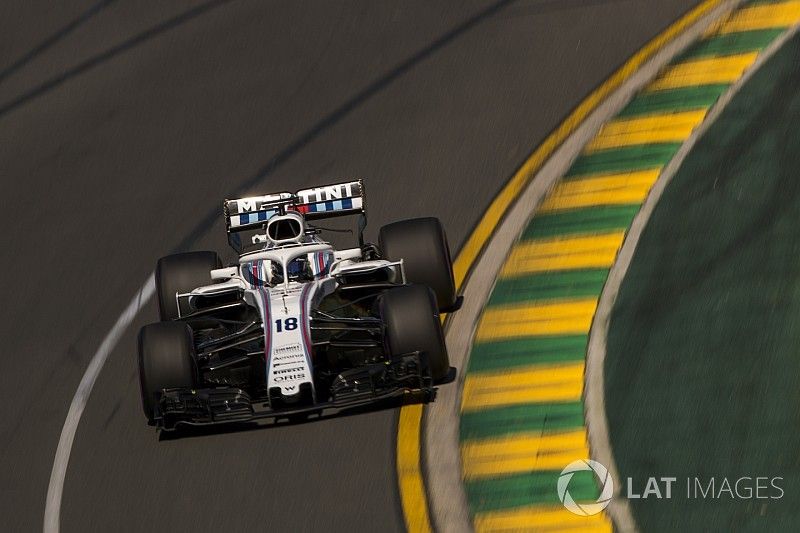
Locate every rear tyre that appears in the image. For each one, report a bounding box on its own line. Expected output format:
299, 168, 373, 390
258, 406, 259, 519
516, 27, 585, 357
138, 322, 197, 422
378, 217, 456, 311
156, 251, 221, 321
379, 284, 449, 382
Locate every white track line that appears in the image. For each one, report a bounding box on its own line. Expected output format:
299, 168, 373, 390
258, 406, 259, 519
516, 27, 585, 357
584, 20, 800, 533
43, 273, 154, 533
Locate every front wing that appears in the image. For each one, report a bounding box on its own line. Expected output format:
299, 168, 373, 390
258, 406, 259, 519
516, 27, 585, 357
153, 352, 433, 430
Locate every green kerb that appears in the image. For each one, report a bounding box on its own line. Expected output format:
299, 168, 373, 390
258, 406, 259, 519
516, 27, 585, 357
566, 143, 680, 177
522, 205, 640, 240
465, 469, 600, 513
460, 401, 585, 441
618, 85, 728, 118
489, 269, 608, 306
679, 29, 784, 61
468, 335, 587, 372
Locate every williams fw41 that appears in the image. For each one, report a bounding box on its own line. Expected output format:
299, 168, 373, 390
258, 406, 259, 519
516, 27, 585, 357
138, 180, 461, 429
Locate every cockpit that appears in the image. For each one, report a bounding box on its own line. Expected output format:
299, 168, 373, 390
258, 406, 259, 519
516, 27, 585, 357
241, 248, 334, 288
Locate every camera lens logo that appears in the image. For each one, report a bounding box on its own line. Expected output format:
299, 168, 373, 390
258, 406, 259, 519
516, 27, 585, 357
557, 460, 614, 516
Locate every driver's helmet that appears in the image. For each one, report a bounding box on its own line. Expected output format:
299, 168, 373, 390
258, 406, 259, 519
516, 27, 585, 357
270, 261, 284, 284
287, 256, 313, 282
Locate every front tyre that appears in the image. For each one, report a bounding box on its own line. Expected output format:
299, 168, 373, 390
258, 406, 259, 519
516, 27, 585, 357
138, 322, 197, 422
379, 284, 449, 382
378, 217, 456, 312
155, 251, 221, 321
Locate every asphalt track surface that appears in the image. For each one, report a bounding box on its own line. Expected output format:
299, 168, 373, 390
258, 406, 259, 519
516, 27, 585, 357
0, 1, 700, 531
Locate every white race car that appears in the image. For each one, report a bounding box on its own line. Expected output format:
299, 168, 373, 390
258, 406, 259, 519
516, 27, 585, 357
138, 180, 460, 429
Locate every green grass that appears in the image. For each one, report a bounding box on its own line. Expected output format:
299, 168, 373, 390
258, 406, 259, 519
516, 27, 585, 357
605, 31, 800, 532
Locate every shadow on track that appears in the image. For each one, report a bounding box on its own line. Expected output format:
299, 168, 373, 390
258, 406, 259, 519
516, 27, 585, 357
0, 0, 119, 86
0, 0, 233, 118
496, 0, 640, 20
170, 0, 516, 255
0, 0, 515, 254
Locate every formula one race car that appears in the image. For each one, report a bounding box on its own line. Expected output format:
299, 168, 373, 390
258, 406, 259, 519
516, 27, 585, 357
138, 180, 460, 429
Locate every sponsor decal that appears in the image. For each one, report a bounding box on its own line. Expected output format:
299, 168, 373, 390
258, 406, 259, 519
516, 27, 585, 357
273, 353, 303, 361
272, 367, 304, 375
235, 193, 291, 213
297, 182, 360, 204
274, 344, 302, 354
274, 373, 306, 382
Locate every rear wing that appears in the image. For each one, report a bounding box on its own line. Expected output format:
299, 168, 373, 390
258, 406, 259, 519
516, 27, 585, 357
224, 179, 365, 233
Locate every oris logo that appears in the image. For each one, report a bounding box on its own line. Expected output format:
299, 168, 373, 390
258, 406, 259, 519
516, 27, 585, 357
274, 373, 305, 382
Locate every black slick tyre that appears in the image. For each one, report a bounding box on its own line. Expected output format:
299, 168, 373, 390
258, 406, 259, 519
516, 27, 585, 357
378, 217, 456, 311
138, 321, 197, 422
155, 251, 221, 321
379, 284, 449, 382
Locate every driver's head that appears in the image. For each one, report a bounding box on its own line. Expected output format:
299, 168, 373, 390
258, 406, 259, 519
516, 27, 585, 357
270, 261, 284, 284
287, 257, 312, 282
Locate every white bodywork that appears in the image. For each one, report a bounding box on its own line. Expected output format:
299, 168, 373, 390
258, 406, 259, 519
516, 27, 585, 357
181, 217, 402, 404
